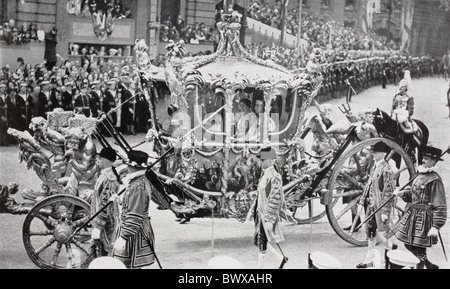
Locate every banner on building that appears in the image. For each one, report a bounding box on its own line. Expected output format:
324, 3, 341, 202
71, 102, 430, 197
363, 0, 376, 33
401, 0, 415, 54
373, 0, 381, 13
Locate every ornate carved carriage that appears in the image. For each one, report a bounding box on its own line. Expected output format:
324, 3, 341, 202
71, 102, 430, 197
137, 8, 329, 224
0, 8, 420, 270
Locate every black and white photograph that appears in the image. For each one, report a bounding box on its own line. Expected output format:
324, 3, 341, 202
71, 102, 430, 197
0, 0, 449, 275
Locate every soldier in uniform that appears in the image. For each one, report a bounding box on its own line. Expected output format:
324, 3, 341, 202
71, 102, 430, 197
90, 147, 120, 257
391, 76, 415, 133
346, 61, 356, 103
330, 63, 337, 99
36, 80, 51, 118
113, 150, 157, 269
89, 80, 102, 118
103, 79, 118, 117
394, 145, 447, 269
134, 82, 151, 134
382, 59, 390, 89
108, 79, 122, 130
74, 78, 91, 117
16, 82, 34, 131
0, 83, 8, 145
117, 79, 134, 135
6, 82, 19, 131
62, 80, 75, 111
333, 63, 341, 98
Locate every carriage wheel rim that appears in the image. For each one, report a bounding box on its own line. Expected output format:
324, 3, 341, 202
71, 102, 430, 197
326, 138, 415, 247
22, 194, 95, 269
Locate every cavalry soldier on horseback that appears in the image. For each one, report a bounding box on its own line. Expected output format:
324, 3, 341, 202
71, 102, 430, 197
391, 72, 415, 134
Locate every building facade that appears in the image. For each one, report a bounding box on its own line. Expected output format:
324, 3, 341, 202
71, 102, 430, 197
0, 0, 448, 69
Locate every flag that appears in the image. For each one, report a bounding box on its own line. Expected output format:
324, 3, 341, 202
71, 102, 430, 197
363, 0, 375, 33
401, 0, 415, 54
373, 0, 381, 13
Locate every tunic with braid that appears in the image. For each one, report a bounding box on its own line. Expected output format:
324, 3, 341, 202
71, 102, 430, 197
91, 167, 120, 254
113, 170, 155, 268
253, 166, 295, 248
395, 171, 447, 248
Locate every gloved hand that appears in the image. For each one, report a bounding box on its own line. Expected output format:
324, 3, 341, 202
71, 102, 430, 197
427, 227, 439, 238
264, 222, 274, 231
381, 214, 389, 223
109, 193, 120, 203
393, 189, 404, 197
114, 237, 126, 251
91, 228, 101, 240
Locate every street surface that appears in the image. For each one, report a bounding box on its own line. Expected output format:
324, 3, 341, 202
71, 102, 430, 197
0, 77, 449, 269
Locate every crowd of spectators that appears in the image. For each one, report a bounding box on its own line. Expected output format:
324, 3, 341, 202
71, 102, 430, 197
244, 41, 398, 71
0, 53, 154, 146
159, 15, 217, 44
67, 0, 133, 19
0, 19, 40, 45
69, 43, 127, 59
247, 0, 400, 52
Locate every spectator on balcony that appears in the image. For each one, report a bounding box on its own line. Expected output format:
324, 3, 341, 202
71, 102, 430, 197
112, 2, 124, 19
20, 24, 31, 43
2, 21, 13, 45
181, 26, 196, 44
175, 15, 185, 31
29, 23, 38, 41
87, 46, 98, 57
121, 7, 132, 19
160, 25, 170, 42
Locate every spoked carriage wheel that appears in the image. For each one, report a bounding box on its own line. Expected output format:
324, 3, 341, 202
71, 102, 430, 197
23, 194, 95, 269
326, 138, 415, 247
286, 185, 338, 225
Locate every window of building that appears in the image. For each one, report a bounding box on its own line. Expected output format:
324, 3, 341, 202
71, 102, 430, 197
345, 0, 356, 10
68, 43, 131, 63
321, 0, 331, 8
67, 0, 136, 20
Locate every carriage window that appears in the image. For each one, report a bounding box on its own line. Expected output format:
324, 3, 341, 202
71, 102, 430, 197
233, 94, 258, 142
198, 86, 294, 144
229, 88, 287, 143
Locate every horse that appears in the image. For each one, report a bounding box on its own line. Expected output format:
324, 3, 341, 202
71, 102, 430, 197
372, 108, 429, 166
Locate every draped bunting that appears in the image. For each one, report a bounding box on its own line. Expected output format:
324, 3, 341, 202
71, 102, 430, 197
401, 0, 415, 54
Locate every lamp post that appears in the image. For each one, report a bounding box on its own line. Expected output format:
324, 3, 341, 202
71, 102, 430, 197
387, 0, 393, 42
279, 0, 289, 46
240, 0, 248, 45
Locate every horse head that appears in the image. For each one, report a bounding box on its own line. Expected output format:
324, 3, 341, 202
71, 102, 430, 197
372, 108, 396, 138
